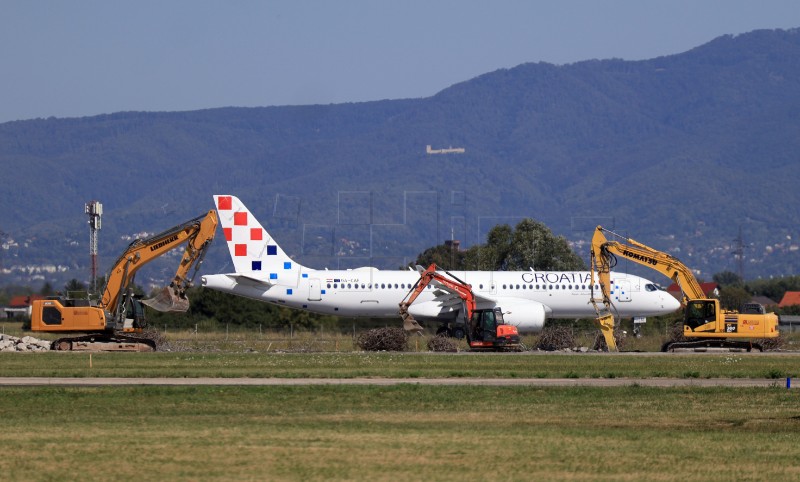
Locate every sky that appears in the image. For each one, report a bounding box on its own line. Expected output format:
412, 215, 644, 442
1, 0, 799, 123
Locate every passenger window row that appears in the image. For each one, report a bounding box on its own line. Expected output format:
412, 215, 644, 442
327, 283, 435, 290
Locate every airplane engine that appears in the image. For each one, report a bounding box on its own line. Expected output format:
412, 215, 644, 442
406, 301, 458, 320
498, 300, 548, 333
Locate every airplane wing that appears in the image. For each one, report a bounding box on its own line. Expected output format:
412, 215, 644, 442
224, 273, 275, 287
427, 278, 497, 304
414, 265, 498, 304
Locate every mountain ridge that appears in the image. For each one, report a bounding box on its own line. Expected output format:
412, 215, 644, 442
2, 28, 799, 287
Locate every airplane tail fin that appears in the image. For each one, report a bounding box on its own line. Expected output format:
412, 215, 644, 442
213, 195, 303, 285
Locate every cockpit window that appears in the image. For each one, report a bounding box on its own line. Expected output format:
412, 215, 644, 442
645, 283, 666, 292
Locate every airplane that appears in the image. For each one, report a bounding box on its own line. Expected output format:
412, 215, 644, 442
201, 195, 681, 336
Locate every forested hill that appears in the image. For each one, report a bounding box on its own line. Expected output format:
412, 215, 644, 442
2, 28, 800, 288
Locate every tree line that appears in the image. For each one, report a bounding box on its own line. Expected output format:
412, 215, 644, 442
3, 219, 800, 330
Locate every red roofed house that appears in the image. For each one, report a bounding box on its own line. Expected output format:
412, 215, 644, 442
749, 295, 778, 309
778, 291, 800, 308
4, 295, 45, 318
666, 282, 719, 301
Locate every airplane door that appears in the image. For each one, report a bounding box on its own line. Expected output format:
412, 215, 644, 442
476, 272, 496, 295
308, 279, 321, 301
616, 280, 631, 302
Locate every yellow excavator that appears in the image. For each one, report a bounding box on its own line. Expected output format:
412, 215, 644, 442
30, 211, 218, 351
590, 226, 779, 352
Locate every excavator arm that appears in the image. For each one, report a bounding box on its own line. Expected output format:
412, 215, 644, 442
591, 226, 705, 305
101, 210, 218, 323
398, 263, 476, 332
399, 263, 521, 350
590, 226, 709, 351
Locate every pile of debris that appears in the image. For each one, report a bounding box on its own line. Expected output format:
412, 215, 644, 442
427, 334, 458, 352
357, 327, 408, 351
535, 324, 576, 351
592, 329, 627, 352
0, 334, 51, 352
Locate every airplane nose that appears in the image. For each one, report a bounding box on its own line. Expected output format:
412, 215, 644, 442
663, 294, 681, 312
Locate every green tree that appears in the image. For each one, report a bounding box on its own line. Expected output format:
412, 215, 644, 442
39, 281, 54, 296
63, 279, 87, 295
713, 271, 743, 288
718, 286, 751, 311
470, 224, 514, 270
510, 219, 585, 271
92, 276, 107, 297
746, 275, 800, 302
145, 286, 338, 331
412, 243, 466, 270
462, 219, 585, 271
778, 304, 800, 316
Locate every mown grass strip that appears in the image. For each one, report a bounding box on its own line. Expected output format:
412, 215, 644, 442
0, 385, 798, 481
1, 352, 799, 379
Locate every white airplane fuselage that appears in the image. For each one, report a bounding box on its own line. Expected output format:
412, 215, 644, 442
201, 196, 681, 333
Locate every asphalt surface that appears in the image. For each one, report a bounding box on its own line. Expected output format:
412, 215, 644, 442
0, 377, 791, 387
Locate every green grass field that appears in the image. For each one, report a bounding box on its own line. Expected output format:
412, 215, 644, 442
1, 351, 799, 379
3, 323, 800, 480
1, 385, 798, 481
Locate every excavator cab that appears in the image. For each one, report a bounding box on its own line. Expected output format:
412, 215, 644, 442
685, 299, 718, 330
470, 308, 499, 342
121, 296, 147, 332
467, 307, 520, 350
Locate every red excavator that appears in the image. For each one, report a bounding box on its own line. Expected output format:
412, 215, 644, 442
399, 263, 521, 351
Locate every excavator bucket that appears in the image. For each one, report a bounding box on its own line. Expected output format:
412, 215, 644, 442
594, 313, 618, 352
399, 311, 425, 334
141, 287, 190, 312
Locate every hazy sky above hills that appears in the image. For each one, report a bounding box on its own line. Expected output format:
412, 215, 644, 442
1, 0, 799, 123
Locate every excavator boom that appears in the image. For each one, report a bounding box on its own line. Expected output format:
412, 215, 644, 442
30, 210, 218, 351
104, 210, 218, 316
398, 263, 476, 332
590, 226, 779, 351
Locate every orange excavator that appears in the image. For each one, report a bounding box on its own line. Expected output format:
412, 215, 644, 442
30, 211, 218, 351
399, 263, 521, 351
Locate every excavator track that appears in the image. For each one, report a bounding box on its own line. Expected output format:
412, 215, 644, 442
52, 334, 156, 352
662, 339, 762, 353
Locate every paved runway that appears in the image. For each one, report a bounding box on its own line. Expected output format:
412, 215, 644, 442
0, 377, 791, 387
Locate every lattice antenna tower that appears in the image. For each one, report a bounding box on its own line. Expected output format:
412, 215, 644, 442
732, 226, 745, 281
85, 201, 102, 295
